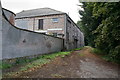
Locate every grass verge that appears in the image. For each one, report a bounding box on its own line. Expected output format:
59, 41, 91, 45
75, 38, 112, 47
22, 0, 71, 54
20, 51, 71, 71
91, 47, 119, 64
2, 51, 71, 77
1, 51, 71, 70
71, 47, 84, 51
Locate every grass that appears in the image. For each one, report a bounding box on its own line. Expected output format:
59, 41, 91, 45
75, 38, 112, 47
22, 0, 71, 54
20, 51, 71, 71
0, 57, 39, 70
91, 48, 103, 55
39, 51, 71, 59
0, 63, 12, 69
20, 58, 50, 71
1, 51, 71, 70
91, 47, 119, 64
2, 51, 71, 78
102, 55, 120, 63
2, 47, 85, 77
71, 47, 84, 51
2, 51, 71, 77
2, 47, 85, 70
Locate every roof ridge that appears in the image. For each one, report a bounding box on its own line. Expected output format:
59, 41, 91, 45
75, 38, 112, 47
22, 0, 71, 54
16, 7, 65, 18
17, 7, 64, 14
47, 8, 64, 13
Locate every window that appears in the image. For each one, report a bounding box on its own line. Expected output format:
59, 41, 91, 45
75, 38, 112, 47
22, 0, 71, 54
52, 18, 58, 22
38, 19, 43, 29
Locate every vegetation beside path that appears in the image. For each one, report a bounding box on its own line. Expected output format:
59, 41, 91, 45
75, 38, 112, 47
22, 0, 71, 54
3, 46, 119, 78
2, 47, 83, 77
77, 2, 120, 64
2, 46, 118, 77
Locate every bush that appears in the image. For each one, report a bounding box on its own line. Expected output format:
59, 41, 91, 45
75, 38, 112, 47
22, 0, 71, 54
91, 48, 103, 54
109, 45, 120, 63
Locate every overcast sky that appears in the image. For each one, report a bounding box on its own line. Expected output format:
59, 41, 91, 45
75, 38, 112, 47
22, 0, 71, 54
1, 0, 82, 23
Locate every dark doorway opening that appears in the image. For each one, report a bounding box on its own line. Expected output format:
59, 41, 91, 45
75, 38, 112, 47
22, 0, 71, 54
38, 19, 43, 30
74, 39, 78, 48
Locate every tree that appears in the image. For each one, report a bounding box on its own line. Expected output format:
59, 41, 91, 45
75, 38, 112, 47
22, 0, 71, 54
93, 2, 120, 61
77, 3, 102, 47
77, 2, 120, 63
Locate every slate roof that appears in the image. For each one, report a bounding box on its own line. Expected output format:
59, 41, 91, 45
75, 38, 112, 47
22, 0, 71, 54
15, 8, 65, 19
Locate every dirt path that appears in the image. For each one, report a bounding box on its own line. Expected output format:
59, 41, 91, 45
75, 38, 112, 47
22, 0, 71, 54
6, 47, 119, 78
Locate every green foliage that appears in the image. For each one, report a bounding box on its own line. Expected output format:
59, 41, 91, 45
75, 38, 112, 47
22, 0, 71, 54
71, 47, 84, 51
0, 60, 12, 69
91, 48, 103, 54
0, 63, 12, 69
93, 3, 120, 63
41, 52, 70, 59
20, 51, 70, 71
77, 2, 101, 47
78, 2, 120, 63
2, 51, 71, 77
91, 47, 119, 64
1, 51, 70, 70
20, 59, 50, 71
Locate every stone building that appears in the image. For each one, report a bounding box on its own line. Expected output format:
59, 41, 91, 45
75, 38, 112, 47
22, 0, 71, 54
15, 8, 84, 50
15, 8, 65, 38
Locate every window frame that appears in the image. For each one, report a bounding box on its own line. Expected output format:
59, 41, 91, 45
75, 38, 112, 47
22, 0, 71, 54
38, 19, 43, 30
52, 18, 59, 23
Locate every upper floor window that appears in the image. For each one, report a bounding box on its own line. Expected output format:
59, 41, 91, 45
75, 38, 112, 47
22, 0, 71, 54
38, 19, 43, 30
52, 18, 58, 22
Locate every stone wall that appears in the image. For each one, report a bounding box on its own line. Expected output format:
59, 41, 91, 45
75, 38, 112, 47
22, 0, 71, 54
1, 8, 63, 59
0, 1, 2, 60
65, 15, 84, 50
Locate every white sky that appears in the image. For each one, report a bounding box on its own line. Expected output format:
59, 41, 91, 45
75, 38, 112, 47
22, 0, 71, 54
1, 0, 82, 23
